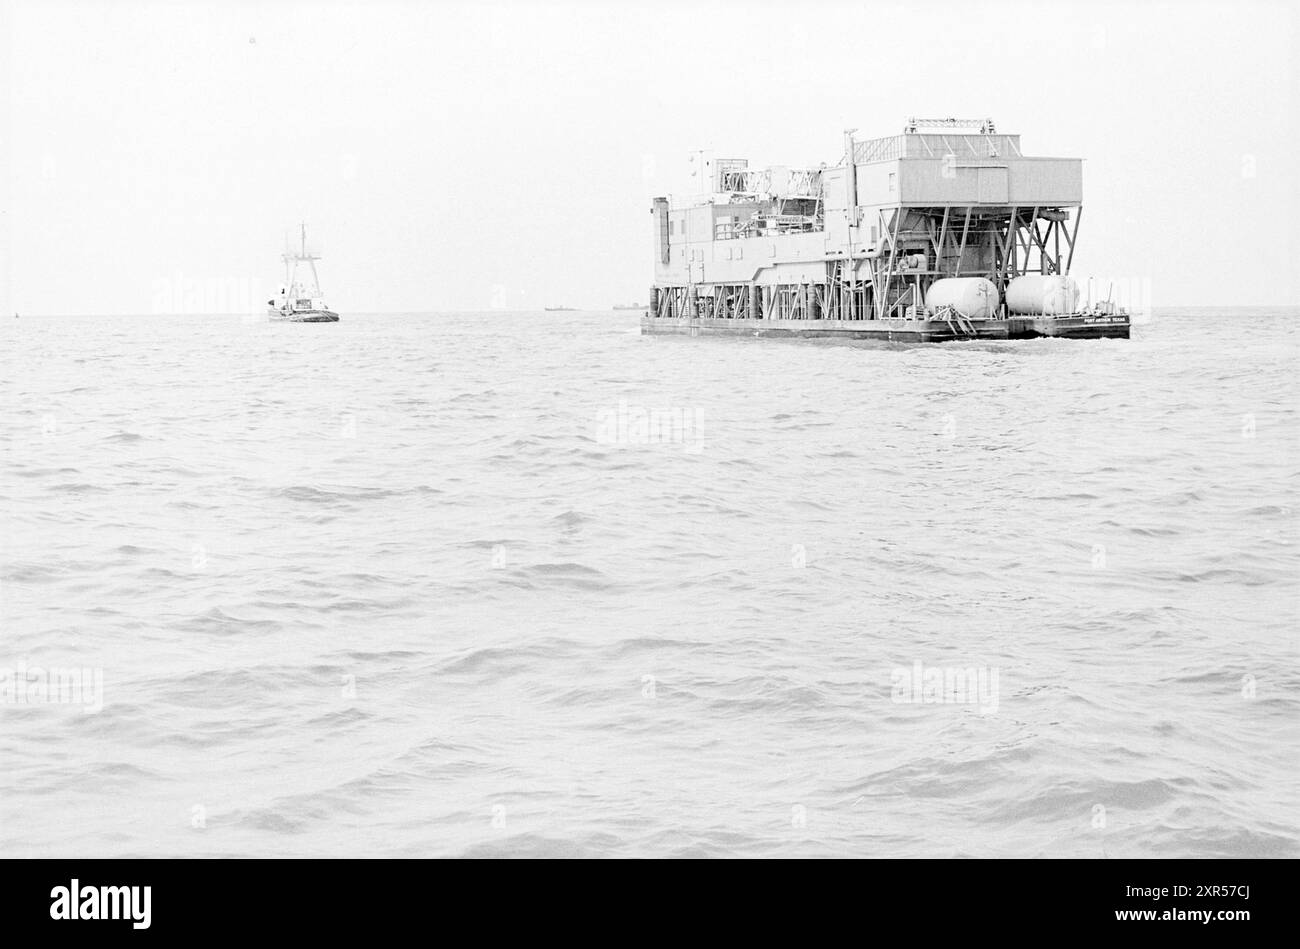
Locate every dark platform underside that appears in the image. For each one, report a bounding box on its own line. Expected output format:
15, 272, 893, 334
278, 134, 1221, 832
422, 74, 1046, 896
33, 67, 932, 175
641, 314, 1129, 342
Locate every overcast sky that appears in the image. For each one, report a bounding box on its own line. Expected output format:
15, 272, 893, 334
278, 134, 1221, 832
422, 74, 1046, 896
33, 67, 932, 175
2, 0, 1296, 314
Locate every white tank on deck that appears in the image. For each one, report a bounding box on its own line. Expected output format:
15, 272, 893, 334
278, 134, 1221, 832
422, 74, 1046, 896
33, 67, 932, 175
925, 277, 999, 320
1006, 275, 1080, 315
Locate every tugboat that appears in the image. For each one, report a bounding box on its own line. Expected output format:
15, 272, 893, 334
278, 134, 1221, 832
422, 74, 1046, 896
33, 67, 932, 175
267, 223, 339, 322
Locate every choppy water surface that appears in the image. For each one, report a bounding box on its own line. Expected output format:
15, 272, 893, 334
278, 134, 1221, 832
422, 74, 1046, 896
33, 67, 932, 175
2, 308, 1296, 858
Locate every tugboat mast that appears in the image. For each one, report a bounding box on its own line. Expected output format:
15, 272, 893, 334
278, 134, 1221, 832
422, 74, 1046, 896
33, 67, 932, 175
282, 221, 323, 297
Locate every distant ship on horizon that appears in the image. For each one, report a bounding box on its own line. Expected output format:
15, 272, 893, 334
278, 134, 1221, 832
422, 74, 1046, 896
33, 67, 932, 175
611, 302, 644, 310
267, 223, 339, 323
543, 305, 576, 312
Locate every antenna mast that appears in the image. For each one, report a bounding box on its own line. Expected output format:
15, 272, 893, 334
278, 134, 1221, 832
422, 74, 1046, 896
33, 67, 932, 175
281, 221, 323, 295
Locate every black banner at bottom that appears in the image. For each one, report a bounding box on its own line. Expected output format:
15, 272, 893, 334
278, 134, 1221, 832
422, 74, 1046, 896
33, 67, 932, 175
0, 858, 1276, 937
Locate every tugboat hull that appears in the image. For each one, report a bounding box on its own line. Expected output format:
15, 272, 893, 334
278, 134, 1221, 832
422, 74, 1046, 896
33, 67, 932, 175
269, 309, 339, 323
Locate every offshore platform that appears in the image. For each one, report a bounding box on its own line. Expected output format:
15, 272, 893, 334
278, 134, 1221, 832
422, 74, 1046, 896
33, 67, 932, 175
643, 118, 1129, 342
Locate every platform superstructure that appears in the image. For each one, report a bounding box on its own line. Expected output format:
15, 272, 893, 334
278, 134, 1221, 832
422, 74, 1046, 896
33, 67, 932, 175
643, 118, 1128, 342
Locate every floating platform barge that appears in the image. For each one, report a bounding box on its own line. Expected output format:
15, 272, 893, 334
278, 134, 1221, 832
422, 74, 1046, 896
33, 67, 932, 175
643, 118, 1129, 342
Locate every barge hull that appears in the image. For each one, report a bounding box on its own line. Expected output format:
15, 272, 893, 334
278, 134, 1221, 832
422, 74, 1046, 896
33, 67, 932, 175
1022, 315, 1130, 339
641, 315, 1129, 342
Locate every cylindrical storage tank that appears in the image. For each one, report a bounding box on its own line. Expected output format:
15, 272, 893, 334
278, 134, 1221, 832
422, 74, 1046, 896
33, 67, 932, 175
1006, 275, 1080, 315
925, 277, 1000, 320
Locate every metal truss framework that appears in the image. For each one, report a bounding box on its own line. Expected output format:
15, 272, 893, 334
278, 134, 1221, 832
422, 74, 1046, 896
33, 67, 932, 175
650, 204, 1082, 324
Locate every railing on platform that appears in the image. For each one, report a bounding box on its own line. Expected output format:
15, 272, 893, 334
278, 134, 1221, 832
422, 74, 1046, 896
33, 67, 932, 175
852, 133, 1023, 164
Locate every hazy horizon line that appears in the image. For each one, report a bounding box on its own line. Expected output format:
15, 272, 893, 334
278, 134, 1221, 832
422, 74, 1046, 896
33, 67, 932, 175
7, 304, 1299, 319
